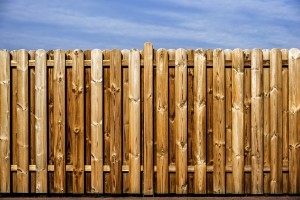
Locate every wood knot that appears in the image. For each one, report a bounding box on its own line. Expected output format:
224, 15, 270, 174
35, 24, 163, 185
74, 127, 80, 134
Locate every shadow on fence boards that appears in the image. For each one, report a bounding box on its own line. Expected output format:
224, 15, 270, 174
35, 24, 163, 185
0, 43, 299, 195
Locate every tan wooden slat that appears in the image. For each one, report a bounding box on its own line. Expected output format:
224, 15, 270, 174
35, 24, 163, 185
232, 49, 244, 194
193, 49, 206, 194
84, 50, 92, 193
91, 49, 104, 193
262, 49, 271, 194
281, 49, 289, 194
288, 48, 300, 194
0, 50, 10, 193
212, 49, 225, 194
143, 42, 154, 195
109, 49, 122, 193
35, 49, 47, 193
206, 49, 213, 194
244, 49, 252, 194
251, 49, 264, 194
175, 49, 188, 194
156, 48, 169, 193
128, 49, 141, 194
121, 50, 130, 193
53, 50, 66, 193
71, 50, 84, 193
270, 49, 283, 194
224, 49, 233, 194
17, 49, 29, 193
167, 49, 176, 194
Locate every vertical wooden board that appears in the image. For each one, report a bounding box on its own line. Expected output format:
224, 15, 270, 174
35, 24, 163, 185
121, 50, 129, 193
29, 50, 36, 193
212, 49, 225, 194
128, 49, 141, 194
0, 50, 10, 193
47, 50, 55, 193
35, 49, 47, 193
71, 50, 85, 193
175, 49, 187, 194
156, 48, 169, 193
206, 49, 213, 194
103, 50, 111, 193
262, 49, 270, 194
143, 43, 154, 195
91, 49, 103, 193
11, 51, 18, 193
251, 49, 264, 194
244, 49, 251, 194
193, 49, 206, 194
110, 49, 122, 194
288, 48, 300, 194
84, 50, 91, 193
66, 50, 73, 193
168, 49, 176, 194
281, 49, 289, 194
187, 49, 194, 194
224, 49, 232, 194
270, 49, 283, 194
53, 49, 66, 193
17, 49, 29, 193
232, 49, 244, 194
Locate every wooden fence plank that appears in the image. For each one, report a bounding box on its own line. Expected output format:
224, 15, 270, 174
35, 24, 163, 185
47, 50, 55, 193
0, 50, 10, 193
281, 49, 289, 194
121, 50, 130, 193
84, 50, 92, 193
168, 49, 176, 194
232, 49, 244, 194
288, 48, 300, 194
212, 49, 225, 194
244, 49, 252, 194
29, 50, 36, 193
53, 49, 66, 193
143, 42, 154, 195
270, 49, 283, 194
71, 50, 84, 193
17, 49, 29, 193
262, 49, 270, 194
193, 49, 206, 194
110, 49, 122, 193
129, 49, 141, 194
91, 49, 103, 193
35, 49, 47, 193
156, 48, 169, 193
251, 49, 264, 194
175, 49, 188, 194
224, 49, 232, 194
206, 49, 213, 194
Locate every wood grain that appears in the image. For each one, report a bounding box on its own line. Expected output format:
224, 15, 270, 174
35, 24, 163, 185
175, 49, 188, 194
156, 48, 169, 193
17, 49, 29, 193
212, 49, 225, 194
251, 49, 264, 194
90, 49, 103, 193
71, 50, 84, 193
232, 49, 244, 194
35, 49, 47, 193
128, 49, 141, 194
53, 50, 66, 193
143, 43, 154, 195
0, 50, 10, 193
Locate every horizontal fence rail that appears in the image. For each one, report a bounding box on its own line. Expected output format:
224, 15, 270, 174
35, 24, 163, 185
0, 43, 299, 195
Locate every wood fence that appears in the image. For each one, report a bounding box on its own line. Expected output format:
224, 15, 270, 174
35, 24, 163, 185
0, 43, 299, 195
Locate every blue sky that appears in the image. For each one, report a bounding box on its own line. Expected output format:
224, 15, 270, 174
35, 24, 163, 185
0, 0, 299, 50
